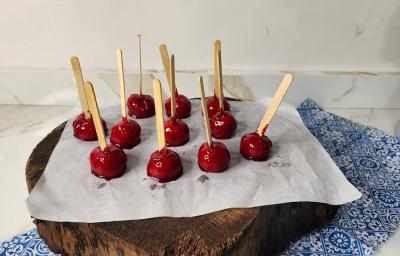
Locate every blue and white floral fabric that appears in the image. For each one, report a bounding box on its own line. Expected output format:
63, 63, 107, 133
1, 99, 399, 256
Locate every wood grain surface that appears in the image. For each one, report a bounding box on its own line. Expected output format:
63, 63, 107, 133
26, 113, 338, 255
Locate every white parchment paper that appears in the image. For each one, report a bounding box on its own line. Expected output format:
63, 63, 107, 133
26, 99, 361, 222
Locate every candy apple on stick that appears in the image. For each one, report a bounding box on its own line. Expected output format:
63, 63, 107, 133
127, 34, 155, 118
198, 76, 230, 172
206, 40, 230, 117
240, 73, 294, 161
70, 56, 107, 141
147, 79, 183, 182
159, 43, 191, 118
210, 50, 237, 139
110, 49, 141, 149
164, 55, 190, 146
84, 81, 127, 180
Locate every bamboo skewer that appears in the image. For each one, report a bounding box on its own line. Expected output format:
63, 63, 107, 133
214, 40, 221, 99
70, 56, 91, 119
117, 49, 127, 118
153, 79, 166, 151
256, 73, 294, 136
170, 55, 176, 118
159, 43, 172, 91
84, 81, 107, 150
199, 76, 212, 146
137, 34, 143, 95
216, 50, 224, 111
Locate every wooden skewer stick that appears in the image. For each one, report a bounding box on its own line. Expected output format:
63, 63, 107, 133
137, 34, 143, 95
256, 73, 294, 136
199, 76, 212, 146
70, 56, 91, 119
153, 79, 166, 151
84, 81, 107, 150
159, 43, 172, 91
170, 54, 176, 118
117, 49, 127, 118
216, 50, 224, 111
214, 40, 221, 99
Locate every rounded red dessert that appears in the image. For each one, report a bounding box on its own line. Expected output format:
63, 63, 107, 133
198, 142, 230, 172
164, 117, 190, 146
165, 93, 191, 119
147, 148, 183, 183
72, 113, 107, 141
206, 95, 230, 117
210, 110, 237, 139
110, 117, 141, 149
240, 132, 272, 161
127, 93, 155, 118
90, 144, 127, 180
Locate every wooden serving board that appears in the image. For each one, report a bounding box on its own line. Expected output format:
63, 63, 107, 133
26, 122, 338, 256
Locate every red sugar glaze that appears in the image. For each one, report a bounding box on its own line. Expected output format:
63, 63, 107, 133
90, 144, 127, 180
147, 148, 183, 183
72, 113, 107, 141
210, 110, 237, 139
164, 117, 190, 146
198, 142, 230, 173
127, 93, 155, 119
240, 132, 272, 161
165, 92, 191, 119
205, 95, 230, 117
110, 117, 141, 149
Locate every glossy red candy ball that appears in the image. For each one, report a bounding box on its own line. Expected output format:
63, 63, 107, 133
198, 142, 230, 173
210, 110, 237, 139
110, 117, 141, 149
147, 148, 183, 183
90, 144, 127, 180
206, 95, 230, 117
164, 117, 190, 146
127, 94, 155, 118
240, 132, 272, 161
165, 93, 191, 119
72, 113, 107, 141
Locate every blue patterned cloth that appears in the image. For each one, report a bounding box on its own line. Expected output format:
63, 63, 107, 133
2, 99, 399, 256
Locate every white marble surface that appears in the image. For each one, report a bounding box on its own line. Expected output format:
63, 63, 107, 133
0, 72, 399, 255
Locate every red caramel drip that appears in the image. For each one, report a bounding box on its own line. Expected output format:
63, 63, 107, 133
240, 132, 272, 161
261, 124, 268, 135
72, 113, 107, 141
127, 93, 155, 118
110, 117, 141, 149
164, 117, 190, 146
205, 95, 231, 117
210, 110, 237, 139
90, 144, 127, 180
197, 142, 230, 173
165, 92, 191, 119
147, 148, 183, 183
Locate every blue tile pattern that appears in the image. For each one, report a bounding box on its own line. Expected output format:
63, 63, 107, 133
2, 99, 399, 256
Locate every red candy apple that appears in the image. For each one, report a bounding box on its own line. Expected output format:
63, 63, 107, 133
127, 93, 155, 118
165, 92, 191, 119
164, 117, 189, 146
90, 144, 127, 180
210, 110, 237, 139
206, 95, 230, 117
240, 132, 272, 161
110, 117, 141, 149
147, 148, 183, 183
72, 113, 107, 141
198, 142, 230, 172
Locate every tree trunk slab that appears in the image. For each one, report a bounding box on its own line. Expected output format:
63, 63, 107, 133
26, 122, 338, 256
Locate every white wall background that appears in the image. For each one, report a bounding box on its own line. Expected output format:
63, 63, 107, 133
1, 0, 400, 72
